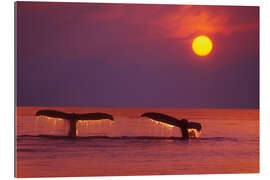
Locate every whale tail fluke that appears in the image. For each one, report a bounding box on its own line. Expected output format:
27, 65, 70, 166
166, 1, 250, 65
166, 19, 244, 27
36, 109, 71, 120
75, 113, 114, 121
36, 109, 114, 137
187, 121, 202, 132
36, 109, 114, 121
141, 112, 181, 127
35, 110, 201, 139
141, 112, 202, 139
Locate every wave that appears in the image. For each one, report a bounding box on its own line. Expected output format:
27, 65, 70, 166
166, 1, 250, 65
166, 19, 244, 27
17, 134, 182, 140
199, 137, 238, 142
16, 134, 238, 142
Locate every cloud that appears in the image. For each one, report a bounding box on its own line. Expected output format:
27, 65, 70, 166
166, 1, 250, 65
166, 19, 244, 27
83, 4, 259, 41
17, 3, 258, 61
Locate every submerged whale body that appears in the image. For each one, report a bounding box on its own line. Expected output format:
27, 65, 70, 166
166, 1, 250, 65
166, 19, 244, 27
141, 112, 202, 139
36, 109, 114, 137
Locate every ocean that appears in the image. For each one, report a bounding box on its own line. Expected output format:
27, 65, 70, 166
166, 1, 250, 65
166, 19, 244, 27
16, 107, 259, 177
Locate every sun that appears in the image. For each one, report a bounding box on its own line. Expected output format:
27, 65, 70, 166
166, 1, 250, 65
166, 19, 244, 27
192, 35, 213, 56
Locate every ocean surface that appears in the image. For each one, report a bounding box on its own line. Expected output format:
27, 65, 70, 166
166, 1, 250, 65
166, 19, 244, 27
16, 107, 259, 177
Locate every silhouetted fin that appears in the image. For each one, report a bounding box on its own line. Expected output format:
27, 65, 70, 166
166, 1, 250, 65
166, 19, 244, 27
36, 109, 114, 138
141, 112, 182, 127
36, 109, 71, 120
187, 122, 202, 131
75, 113, 114, 121
141, 112, 202, 139
36, 110, 114, 121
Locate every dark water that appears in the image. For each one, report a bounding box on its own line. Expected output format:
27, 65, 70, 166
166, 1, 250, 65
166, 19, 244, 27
16, 107, 259, 177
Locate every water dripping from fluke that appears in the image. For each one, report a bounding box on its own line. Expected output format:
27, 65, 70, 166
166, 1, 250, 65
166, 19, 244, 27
35, 109, 114, 138
34, 110, 202, 140
140, 112, 202, 139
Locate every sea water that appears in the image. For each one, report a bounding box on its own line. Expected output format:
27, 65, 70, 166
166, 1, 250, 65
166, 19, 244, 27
16, 107, 259, 177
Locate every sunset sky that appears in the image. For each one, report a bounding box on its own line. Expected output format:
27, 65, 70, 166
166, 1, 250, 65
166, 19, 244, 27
16, 2, 259, 108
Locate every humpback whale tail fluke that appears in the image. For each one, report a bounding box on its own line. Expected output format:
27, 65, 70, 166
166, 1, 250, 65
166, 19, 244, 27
36, 109, 114, 137
141, 112, 202, 139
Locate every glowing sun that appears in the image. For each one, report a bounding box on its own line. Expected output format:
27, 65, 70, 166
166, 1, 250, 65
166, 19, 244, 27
192, 35, 213, 56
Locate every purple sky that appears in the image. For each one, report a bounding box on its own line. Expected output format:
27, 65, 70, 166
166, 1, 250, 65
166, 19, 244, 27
16, 2, 259, 108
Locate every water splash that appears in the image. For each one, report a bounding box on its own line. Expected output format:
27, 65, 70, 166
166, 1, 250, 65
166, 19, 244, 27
188, 128, 201, 138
